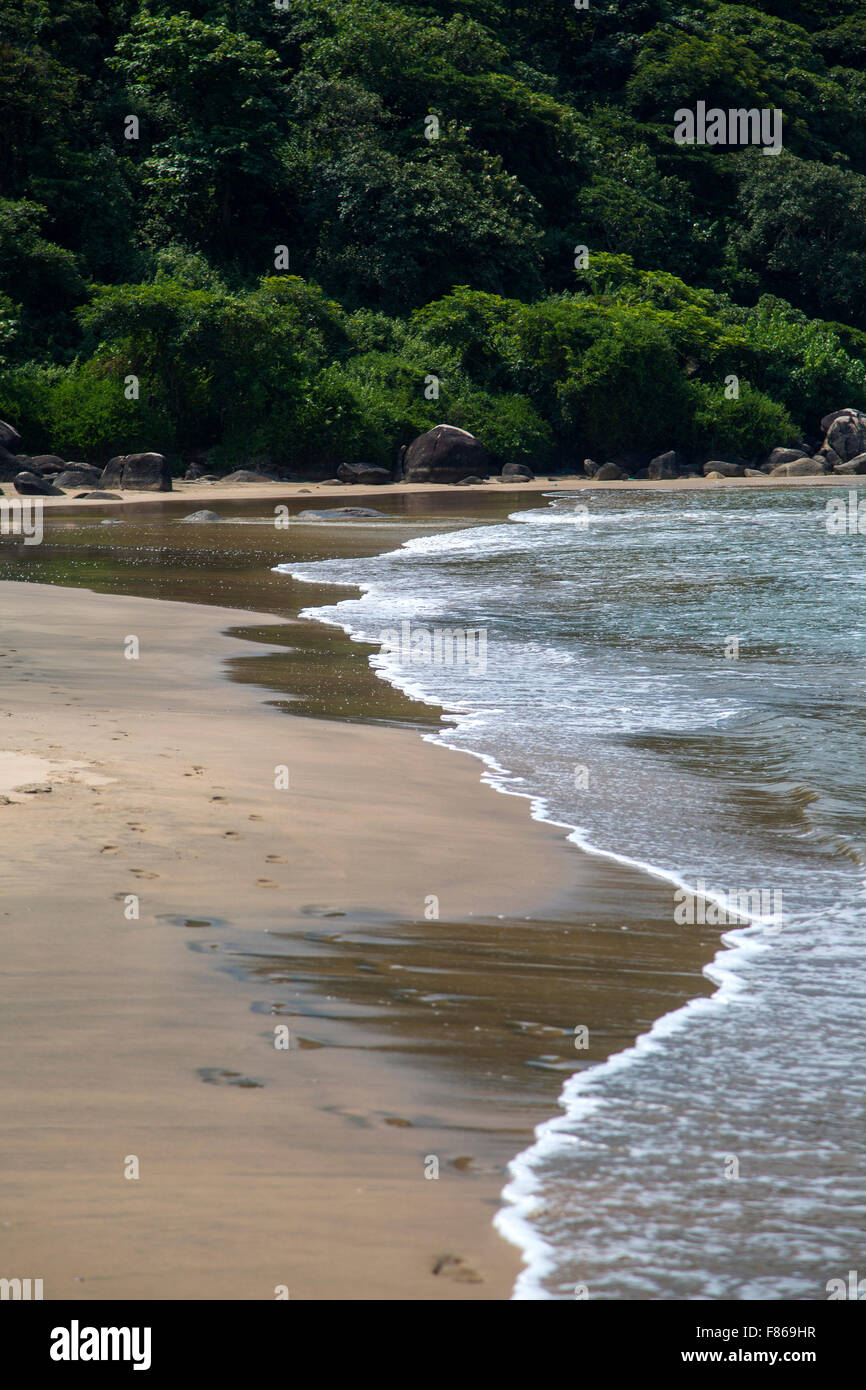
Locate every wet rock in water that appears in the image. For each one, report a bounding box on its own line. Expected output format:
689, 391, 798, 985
594, 461, 625, 480
702, 460, 744, 477
13, 471, 63, 496
336, 461, 392, 485
770, 457, 825, 476
297, 507, 386, 520
180, 509, 225, 522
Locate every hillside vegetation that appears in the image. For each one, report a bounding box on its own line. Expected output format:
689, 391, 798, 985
3, 0, 866, 471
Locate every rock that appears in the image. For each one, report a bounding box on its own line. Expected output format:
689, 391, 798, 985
24, 455, 67, 475
218, 470, 273, 484
297, 507, 386, 520
744, 469, 766, 478
0, 446, 23, 481
583, 458, 600, 478
75, 491, 122, 499
455, 476, 484, 485
702, 460, 745, 477
648, 450, 681, 480
501, 461, 535, 480
336, 461, 392, 485
818, 446, 844, 470
594, 461, 625, 480
0, 420, 22, 453
770, 457, 825, 476
824, 408, 866, 461
53, 466, 102, 489
401, 425, 489, 483
183, 461, 211, 481
101, 452, 172, 491
320, 478, 342, 486
704, 471, 726, 480
180, 510, 225, 522
821, 408, 861, 435
833, 452, 866, 474
13, 471, 63, 496
17, 783, 52, 794
767, 447, 808, 469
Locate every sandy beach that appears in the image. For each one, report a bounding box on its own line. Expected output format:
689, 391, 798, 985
0, 495, 736, 1299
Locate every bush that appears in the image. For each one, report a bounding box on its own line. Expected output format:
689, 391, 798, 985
687, 379, 797, 459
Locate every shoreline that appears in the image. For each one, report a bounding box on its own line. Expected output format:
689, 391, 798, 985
0, 498, 726, 1299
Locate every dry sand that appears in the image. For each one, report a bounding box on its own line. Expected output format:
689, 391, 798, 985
0, 572, 723, 1301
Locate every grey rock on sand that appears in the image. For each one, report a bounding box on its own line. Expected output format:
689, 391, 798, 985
101, 452, 173, 491
767, 447, 807, 469
770, 457, 825, 476
823, 407, 866, 461
703, 460, 745, 477
501, 461, 535, 481
648, 450, 681, 479
13, 471, 63, 496
219, 469, 275, 484
336, 461, 392, 485
594, 461, 625, 480
75, 491, 122, 500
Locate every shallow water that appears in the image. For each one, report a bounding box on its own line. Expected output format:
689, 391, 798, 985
282, 484, 866, 1300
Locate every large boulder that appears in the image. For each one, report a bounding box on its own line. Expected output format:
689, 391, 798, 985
13, 471, 63, 496
770, 457, 825, 476
0, 420, 22, 453
336, 461, 392, 485
703, 460, 745, 477
0, 447, 23, 481
833, 452, 866, 474
767, 447, 808, 469
24, 454, 67, 475
583, 458, 600, 478
54, 466, 102, 490
594, 461, 625, 481
401, 425, 489, 483
648, 450, 681, 480
218, 469, 273, 484
823, 408, 866, 461
501, 461, 535, 481
101, 452, 172, 491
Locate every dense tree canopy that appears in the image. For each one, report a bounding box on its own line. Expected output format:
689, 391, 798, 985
2, 0, 866, 469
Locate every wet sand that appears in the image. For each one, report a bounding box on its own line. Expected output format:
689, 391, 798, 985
0, 497, 727, 1300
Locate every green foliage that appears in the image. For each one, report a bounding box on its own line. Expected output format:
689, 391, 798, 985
687, 379, 797, 458
4, 0, 866, 469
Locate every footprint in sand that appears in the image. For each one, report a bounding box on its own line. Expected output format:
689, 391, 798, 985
127, 823, 147, 833
265, 855, 287, 864
223, 831, 240, 839
197, 1067, 263, 1089
130, 868, 160, 880
256, 878, 279, 888
210, 796, 227, 802
100, 845, 121, 855
249, 814, 264, 821
431, 1254, 483, 1284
